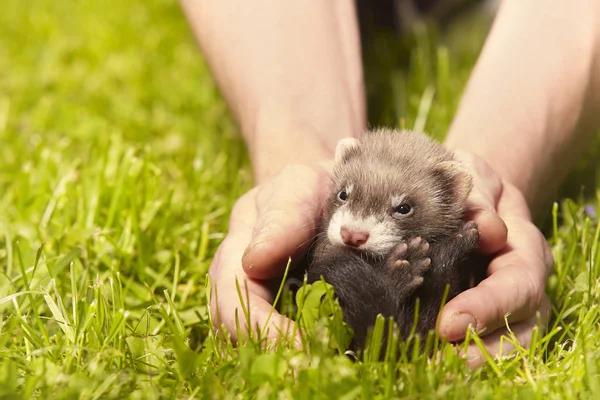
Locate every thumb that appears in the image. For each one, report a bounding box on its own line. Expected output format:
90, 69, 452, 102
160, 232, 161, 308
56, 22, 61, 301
242, 163, 332, 280
454, 150, 508, 254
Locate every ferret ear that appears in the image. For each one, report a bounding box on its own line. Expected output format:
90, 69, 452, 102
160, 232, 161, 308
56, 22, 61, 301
433, 161, 473, 204
334, 138, 359, 163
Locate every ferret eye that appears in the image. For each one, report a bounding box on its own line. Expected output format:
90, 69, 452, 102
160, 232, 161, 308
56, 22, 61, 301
338, 189, 348, 202
397, 204, 411, 214
393, 204, 412, 217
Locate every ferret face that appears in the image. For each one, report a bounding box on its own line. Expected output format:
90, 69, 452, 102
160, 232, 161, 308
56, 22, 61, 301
321, 131, 471, 258
324, 170, 450, 257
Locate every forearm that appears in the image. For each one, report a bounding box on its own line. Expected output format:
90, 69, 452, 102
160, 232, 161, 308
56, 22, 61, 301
179, 0, 366, 183
445, 0, 600, 213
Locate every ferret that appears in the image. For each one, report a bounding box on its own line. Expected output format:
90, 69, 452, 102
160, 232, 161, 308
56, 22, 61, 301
306, 128, 482, 354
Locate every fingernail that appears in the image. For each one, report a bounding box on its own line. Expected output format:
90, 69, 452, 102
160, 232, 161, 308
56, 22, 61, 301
241, 244, 253, 262
242, 235, 263, 263
443, 312, 478, 340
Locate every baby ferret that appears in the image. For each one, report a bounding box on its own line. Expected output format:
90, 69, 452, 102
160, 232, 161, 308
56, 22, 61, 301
306, 128, 481, 353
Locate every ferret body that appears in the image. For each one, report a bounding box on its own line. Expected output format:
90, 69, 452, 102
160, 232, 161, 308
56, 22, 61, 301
306, 129, 481, 352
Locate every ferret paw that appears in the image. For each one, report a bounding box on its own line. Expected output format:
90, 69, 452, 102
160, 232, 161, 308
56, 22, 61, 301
456, 221, 479, 250
390, 237, 430, 263
387, 237, 431, 291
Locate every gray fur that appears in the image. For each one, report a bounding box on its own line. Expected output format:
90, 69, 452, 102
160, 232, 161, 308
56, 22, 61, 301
307, 129, 483, 356
327, 129, 472, 245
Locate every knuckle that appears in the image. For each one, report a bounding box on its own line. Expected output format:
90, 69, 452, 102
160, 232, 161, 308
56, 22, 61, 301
466, 189, 497, 213
522, 222, 554, 276
502, 183, 530, 211
466, 165, 503, 208
519, 267, 544, 312
475, 283, 506, 328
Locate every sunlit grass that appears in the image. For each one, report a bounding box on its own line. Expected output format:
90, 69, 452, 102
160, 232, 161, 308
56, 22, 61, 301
1, 0, 600, 398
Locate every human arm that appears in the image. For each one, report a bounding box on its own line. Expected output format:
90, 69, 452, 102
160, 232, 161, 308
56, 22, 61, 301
440, 0, 600, 367
179, 0, 365, 184
445, 0, 600, 213
178, 0, 366, 342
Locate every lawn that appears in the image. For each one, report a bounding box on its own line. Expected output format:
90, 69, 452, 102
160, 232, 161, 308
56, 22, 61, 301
1, 0, 600, 398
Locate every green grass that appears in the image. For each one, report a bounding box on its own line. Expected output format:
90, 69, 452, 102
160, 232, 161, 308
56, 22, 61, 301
1, 0, 600, 398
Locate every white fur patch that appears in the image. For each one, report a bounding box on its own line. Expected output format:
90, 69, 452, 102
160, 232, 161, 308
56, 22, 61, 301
326, 208, 399, 255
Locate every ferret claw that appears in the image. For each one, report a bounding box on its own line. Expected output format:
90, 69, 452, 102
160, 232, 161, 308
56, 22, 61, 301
456, 221, 479, 249
387, 237, 431, 291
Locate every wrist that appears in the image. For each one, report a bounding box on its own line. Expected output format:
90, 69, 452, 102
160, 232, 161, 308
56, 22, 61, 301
445, 138, 534, 199
445, 139, 548, 223
250, 133, 335, 185
244, 109, 363, 185
247, 127, 358, 186
443, 0, 600, 215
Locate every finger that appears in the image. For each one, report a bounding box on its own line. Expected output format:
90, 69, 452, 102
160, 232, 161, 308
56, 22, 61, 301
460, 295, 550, 369
498, 183, 554, 276
209, 233, 301, 347
469, 210, 507, 255
440, 265, 542, 341
453, 150, 508, 254
496, 183, 532, 220
242, 163, 332, 280
439, 218, 548, 341
461, 317, 535, 369
211, 286, 301, 348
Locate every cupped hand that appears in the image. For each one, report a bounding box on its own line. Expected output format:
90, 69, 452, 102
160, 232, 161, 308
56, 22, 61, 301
208, 162, 333, 346
438, 150, 553, 368
210, 146, 553, 366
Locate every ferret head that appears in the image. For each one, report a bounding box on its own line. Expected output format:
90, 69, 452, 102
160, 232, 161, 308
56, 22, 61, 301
322, 130, 473, 258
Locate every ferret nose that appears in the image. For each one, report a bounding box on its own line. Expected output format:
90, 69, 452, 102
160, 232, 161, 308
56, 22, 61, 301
340, 226, 370, 247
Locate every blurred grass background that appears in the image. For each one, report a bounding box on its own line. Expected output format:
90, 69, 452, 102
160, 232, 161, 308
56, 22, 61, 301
1, 0, 600, 398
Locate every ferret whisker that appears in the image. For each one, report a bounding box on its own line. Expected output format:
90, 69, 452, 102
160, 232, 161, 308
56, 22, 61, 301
296, 223, 318, 234
295, 234, 321, 253
307, 232, 329, 252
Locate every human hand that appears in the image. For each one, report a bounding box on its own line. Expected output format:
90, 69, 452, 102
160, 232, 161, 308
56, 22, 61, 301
208, 162, 333, 346
438, 150, 553, 368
